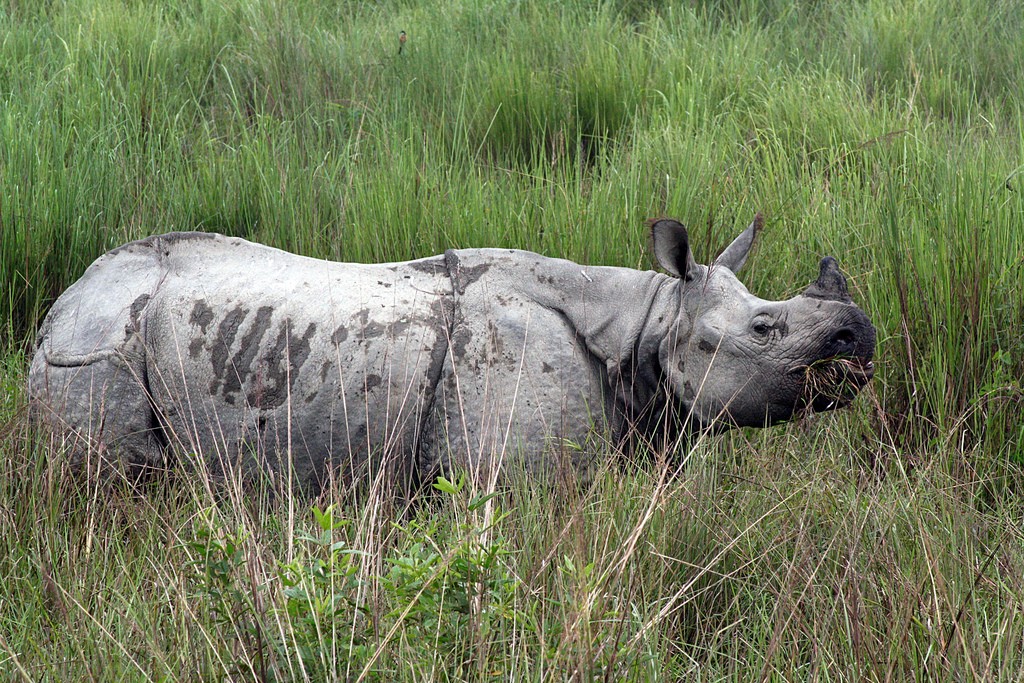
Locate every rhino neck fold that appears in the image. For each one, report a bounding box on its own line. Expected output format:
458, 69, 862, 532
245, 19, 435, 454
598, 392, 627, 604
442, 248, 679, 441
524, 261, 679, 412
550, 268, 682, 447
525, 263, 670, 364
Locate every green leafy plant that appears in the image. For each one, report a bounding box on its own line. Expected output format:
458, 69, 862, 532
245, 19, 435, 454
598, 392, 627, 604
275, 505, 371, 678
377, 476, 521, 676
188, 508, 271, 679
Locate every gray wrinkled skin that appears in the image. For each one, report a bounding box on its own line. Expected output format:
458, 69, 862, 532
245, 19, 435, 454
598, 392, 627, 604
28, 217, 875, 490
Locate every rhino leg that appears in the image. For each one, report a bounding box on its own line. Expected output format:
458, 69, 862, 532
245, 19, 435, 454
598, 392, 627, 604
29, 338, 168, 483
28, 239, 171, 483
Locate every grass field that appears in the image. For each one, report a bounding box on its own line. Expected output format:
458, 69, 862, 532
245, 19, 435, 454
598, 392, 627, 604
2, 0, 1023, 679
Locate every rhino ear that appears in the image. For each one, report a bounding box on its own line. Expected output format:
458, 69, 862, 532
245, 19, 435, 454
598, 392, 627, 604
648, 218, 698, 280
715, 213, 762, 273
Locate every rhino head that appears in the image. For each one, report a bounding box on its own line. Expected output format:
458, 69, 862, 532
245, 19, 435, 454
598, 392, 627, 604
649, 215, 876, 431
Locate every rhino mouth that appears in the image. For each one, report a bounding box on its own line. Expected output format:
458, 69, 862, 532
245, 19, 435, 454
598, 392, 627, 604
795, 356, 875, 413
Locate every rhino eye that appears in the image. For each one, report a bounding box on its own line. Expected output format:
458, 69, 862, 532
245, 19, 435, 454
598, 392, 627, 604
752, 320, 773, 337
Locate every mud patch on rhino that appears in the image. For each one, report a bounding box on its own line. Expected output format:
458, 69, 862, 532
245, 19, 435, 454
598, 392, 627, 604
320, 360, 334, 382
248, 320, 317, 409
188, 301, 216, 357
126, 294, 150, 335
486, 320, 504, 357
353, 311, 416, 343
331, 325, 348, 346
106, 231, 220, 258
360, 320, 388, 340
444, 250, 490, 295
350, 309, 377, 343
189, 300, 214, 334
221, 306, 275, 404
409, 256, 447, 276
389, 318, 412, 338
209, 304, 249, 396
450, 326, 473, 361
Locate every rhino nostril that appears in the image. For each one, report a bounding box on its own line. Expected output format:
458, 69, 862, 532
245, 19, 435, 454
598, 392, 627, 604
829, 327, 857, 354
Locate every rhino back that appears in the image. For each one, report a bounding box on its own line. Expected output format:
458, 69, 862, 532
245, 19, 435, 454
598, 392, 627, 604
140, 234, 455, 487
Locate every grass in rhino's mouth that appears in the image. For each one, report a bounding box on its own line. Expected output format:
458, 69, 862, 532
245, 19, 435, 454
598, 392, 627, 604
795, 356, 875, 412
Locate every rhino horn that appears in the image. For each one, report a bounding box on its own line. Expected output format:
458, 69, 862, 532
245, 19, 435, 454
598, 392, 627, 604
715, 213, 762, 273
802, 256, 853, 303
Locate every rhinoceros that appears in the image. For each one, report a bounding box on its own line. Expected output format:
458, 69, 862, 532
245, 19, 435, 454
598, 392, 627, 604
28, 216, 875, 490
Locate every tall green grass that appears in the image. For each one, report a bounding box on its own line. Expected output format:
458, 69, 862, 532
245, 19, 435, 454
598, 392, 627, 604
2, 0, 1023, 679
2, 417, 1021, 679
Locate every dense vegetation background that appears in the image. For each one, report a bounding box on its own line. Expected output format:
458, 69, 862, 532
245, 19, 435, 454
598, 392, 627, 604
1, 0, 1022, 679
